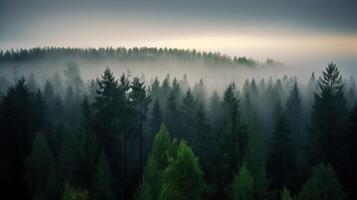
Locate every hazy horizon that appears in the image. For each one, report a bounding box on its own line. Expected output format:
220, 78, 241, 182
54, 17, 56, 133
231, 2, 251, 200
1, 0, 357, 67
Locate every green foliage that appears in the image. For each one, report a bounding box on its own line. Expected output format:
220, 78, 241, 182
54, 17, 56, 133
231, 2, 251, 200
298, 164, 344, 200
268, 101, 294, 190
166, 78, 182, 136
25, 132, 56, 200
135, 155, 161, 200
151, 124, 177, 170
57, 127, 78, 183
281, 187, 294, 200
136, 124, 174, 200
150, 99, 162, 136
62, 183, 89, 200
159, 141, 205, 200
92, 151, 114, 200
229, 164, 254, 200
309, 63, 348, 165
182, 88, 196, 142
244, 128, 269, 199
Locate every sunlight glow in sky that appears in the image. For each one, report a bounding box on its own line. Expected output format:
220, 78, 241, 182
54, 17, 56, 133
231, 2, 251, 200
1, 0, 356, 66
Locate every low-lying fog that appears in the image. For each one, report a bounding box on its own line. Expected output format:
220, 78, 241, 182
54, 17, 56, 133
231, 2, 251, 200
0, 47, 356, 95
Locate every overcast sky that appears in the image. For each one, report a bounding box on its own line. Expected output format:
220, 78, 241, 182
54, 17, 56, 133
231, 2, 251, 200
1, 0, 357, 66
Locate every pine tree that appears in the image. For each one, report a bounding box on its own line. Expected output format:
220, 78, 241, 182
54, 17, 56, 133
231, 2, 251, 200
62, 183, 89, 200
25, 132, 56, 200
92, 68, 123, 175
215, 83, 246, 196
192, 103, 211, 171
182, 88, 195, 142
159, 141, 205, 200
73, 129, 98, 189
0, 78, 38, 199
135, 155, 161, 200
92, 151, 114, 200
57, 127, 79, 186
193, 78, 207, 105
228, 164, 254, 200
244, 128, 269, 199
281, 187, 294, 200
150, 99, 162, 138
268, 101, 294, 190
27, 72, 38, 92
285, 82, 305, 192
166, 79, 181, 137
150, 77, 161, 102
151, 124, 177, 170
308, 63, 349, 187
136, 124, 176, 200
298, 164, 344, 200
130, 76, 151, 173
346, 105, 357, 200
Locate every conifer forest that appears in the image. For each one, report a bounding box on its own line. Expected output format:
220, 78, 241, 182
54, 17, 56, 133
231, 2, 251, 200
1, 0, 357, 199
0, 48, 356, 200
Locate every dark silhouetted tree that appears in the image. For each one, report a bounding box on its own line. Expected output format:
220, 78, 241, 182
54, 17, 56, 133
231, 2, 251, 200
298, 164, 344, 200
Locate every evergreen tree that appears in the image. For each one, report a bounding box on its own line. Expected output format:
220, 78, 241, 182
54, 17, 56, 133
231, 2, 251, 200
92, 151, 114, 200
215, 83, 246, 197
268, 101, 294, 191
150, 77, 161, 102
92, 68, 123, 174
281, 187, 294, 200
57, 127, 79, 187
150, 99, 162, 138
151, 124, 177, 170
130, 76, 151, 173
228, 164, 254, 200
27, 72, 38, 92
182, 88, 195, 142
166, 78, 181, 137
136, 124, 176, 200
25, 132, 56, 200
192, 103, 211, 172
0, 78, 39, 199
298, 164, 344, 200
244, 128, 269, 199
285, 82, 305, 191
346, 105, 357, 200
193, 78, 207, 105
62, 183, 89, 200
308, 63, 349, 187
135, 155, 161, 200
159, 141, 205, 200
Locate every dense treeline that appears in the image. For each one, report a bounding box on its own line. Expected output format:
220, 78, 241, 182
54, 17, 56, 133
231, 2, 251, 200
0, 62, 356, 200
0, 47, 279, 67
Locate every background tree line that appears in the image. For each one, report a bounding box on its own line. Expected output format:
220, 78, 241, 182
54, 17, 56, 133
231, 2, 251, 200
0, 62, 356, 200
0, 47, 280, 67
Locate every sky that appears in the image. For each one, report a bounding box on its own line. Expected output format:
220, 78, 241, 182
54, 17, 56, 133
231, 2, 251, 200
1, 0, 357, 66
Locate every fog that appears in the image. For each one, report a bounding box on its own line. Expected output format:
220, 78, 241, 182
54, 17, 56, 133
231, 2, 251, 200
1, 47, 355, 95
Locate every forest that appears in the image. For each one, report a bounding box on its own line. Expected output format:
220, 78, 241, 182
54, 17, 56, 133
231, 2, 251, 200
0, 49, 356, 200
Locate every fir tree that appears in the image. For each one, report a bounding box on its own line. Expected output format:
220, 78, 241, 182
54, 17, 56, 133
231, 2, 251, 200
92, 151, 114, 200
159, 141, 205, 200
308, 63, 349, 188
268, 101, 294, 190
228, 164, 254, 200
150, 99, 162, 138
281, 187, 294, 200
298, 164, 344, 200
25, 132, 56, 200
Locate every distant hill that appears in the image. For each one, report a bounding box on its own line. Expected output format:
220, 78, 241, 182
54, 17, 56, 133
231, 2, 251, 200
0, 47, 281, 67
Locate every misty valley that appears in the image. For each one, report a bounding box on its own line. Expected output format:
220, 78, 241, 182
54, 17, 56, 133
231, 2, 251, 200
0, 48, 356, 200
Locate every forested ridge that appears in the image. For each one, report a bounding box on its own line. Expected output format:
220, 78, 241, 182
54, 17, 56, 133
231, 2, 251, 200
0, 47, 279, 67
0, 62, 356, 200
